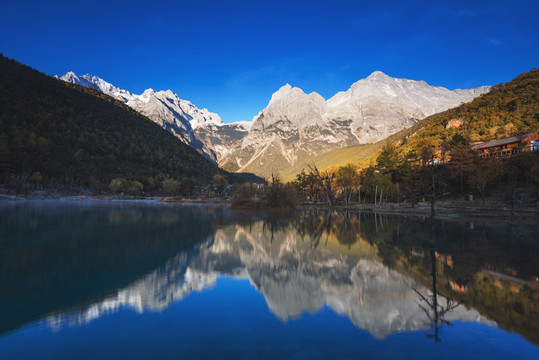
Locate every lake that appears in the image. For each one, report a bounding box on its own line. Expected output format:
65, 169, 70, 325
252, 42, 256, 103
0, 200, 538, 359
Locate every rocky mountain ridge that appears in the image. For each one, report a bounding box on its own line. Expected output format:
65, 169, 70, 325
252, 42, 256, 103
221, 72, 490, 177
59, 71, 489, 178
59, 72, 250, 163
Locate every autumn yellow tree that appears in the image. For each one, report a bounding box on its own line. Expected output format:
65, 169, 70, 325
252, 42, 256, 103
335, 164, 360, 205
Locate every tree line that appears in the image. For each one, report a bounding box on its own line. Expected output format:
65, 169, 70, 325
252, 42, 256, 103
232, 133, 538, 210
296, 138, 537, 208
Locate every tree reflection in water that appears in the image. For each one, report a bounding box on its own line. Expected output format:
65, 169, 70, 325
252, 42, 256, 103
412, 215, 459, 342
233, 208, 537, 344
1, 203, 537, 344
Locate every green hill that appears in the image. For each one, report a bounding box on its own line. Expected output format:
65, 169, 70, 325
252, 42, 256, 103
0, 54, 232, 191
279, 125, 421, 181
393, 68, 539, 157
279, 145, 372, 182
282, 68, 539, 180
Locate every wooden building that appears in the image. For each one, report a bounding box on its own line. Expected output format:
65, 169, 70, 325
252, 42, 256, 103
472, 130, 539, 158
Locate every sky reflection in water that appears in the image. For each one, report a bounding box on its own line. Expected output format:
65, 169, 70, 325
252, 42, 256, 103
0, 200, 538, 359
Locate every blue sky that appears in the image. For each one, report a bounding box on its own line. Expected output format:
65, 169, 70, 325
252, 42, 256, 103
1, 0, 538, 123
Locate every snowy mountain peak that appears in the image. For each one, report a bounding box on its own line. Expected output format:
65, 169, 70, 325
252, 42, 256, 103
58, 71, 224, 162
59, 72, 124, 95
268, 83, 313, 108
331, 71, 490, 116
268, 86, 289, 106
222, 72, 490, 177
62, 71, 78, 81
163, 89, 175, 98
82, 74, 122, 94
142, 88, 155, 95
366, 70, 389, 80
271, 83, 293, 97
60, 71, 89, 88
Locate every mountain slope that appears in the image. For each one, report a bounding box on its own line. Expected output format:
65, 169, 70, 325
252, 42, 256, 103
392, 68, 539, 156
59, 72, 251, 163
221, 72, 489, 178
0, 54, 231, 189
58, 70, 489, 179
283, 68, 539, 178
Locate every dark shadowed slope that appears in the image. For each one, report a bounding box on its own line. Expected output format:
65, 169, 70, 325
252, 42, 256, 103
0, 54, 232, 190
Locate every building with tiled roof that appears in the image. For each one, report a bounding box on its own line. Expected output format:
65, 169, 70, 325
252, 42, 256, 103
472, 130, 539, 158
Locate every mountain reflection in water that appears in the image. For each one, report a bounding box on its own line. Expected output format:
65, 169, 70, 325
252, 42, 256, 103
1, 202, 538, 345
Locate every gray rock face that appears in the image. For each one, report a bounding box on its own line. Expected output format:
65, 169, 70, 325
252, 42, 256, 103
192, 121, 251, 165
221, 72, 490, 177
325, 71, 490, 143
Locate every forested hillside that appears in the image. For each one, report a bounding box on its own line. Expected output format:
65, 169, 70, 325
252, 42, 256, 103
0, 54, 232, 193
395, 68, 539, 159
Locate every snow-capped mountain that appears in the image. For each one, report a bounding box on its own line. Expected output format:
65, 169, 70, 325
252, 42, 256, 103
325, 71, 490, 143
59, 70, 489, 176
46, 220, 492, 339
220, 72, 490, 177
59, 72, 248, 163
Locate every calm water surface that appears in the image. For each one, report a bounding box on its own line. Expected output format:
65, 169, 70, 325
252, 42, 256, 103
0, 200, 538, 359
